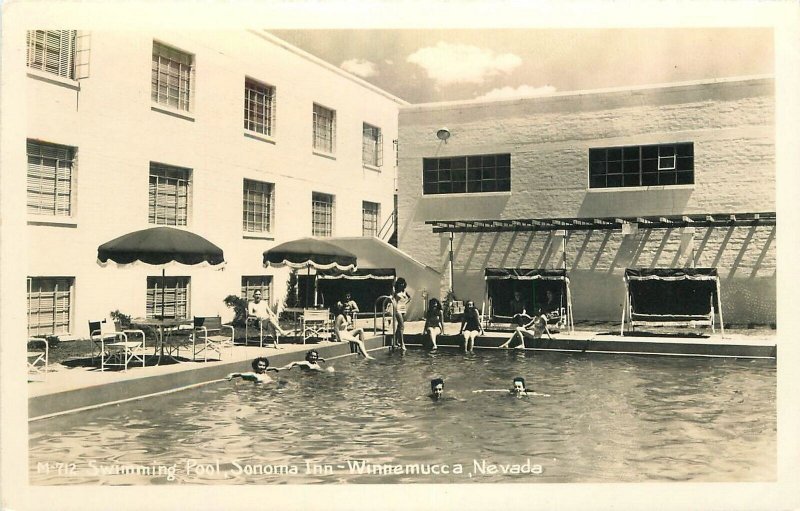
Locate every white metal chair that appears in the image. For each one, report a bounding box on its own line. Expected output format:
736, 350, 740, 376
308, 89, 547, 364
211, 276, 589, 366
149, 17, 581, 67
301, 308, 332, 344
192, 316, 235, 362
89, 319, 146, 371
244, 310, 280, 348
27, 337, 49, 380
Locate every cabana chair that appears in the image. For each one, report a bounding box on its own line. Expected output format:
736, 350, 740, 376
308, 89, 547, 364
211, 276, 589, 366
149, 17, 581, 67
192, 316, 235, 362
621, 268, 724, 337
483, 268, 574, 334
89, 319, 147, 371
301, 308, 333, 344
27, 337, 49, 380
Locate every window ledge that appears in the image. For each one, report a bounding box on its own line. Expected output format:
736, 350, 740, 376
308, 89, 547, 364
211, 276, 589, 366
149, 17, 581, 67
27, 216, 78, 227
27, 70, 81, 90
422, 191, 512, 198
312, 150, 336, 160
587, 184, 695, 193
151, 104, 196, 122
244, 132, 277, 145
362, 163, 382, 172
243, 232, 275, 241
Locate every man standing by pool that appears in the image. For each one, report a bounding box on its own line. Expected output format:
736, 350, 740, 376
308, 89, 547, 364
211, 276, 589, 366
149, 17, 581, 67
248, 290, 288, 340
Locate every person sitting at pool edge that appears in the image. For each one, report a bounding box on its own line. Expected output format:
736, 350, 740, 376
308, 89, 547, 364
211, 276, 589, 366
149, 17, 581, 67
459, 300, 484, 353
333, 302, 374, 360
498, 308, 552, 349
277, 349, 334, 372
424, 297, 445, 350
226, 356, 277, 384
248, 290, 288, 341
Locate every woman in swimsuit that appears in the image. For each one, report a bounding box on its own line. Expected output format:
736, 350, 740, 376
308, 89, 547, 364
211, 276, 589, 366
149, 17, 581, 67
424, 297, 445, 350
278, 349, 334, 372
459, 300, 483, 353
333, 302, 374, 359
390, 277, 411, 351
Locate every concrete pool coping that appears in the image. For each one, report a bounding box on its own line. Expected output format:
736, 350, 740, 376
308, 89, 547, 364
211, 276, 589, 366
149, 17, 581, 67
28, 322, 775, 421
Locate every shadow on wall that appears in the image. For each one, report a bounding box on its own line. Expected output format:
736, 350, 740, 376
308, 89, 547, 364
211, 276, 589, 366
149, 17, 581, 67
449, 224, 776, 324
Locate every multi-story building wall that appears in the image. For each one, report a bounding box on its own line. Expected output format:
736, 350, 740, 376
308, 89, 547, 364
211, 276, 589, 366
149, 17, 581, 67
22, 30, 405, 337
397, 76, 775, 324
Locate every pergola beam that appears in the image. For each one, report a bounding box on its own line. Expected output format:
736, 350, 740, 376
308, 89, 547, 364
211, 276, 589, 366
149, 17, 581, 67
427, 211, 775, 233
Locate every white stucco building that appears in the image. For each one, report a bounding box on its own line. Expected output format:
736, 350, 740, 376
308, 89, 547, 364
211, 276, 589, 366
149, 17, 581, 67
21, 30, 405, 337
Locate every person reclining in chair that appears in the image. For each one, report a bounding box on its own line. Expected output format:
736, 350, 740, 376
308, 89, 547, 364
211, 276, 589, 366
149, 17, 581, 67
248, 290, 288, 339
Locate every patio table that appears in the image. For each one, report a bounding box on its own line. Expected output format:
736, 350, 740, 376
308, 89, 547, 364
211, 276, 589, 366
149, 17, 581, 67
130, 317, 192, 365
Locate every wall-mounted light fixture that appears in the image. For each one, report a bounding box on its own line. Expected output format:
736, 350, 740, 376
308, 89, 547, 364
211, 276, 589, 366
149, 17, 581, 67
436, 127, 451, 143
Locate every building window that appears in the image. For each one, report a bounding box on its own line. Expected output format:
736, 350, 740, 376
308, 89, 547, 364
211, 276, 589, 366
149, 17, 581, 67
26, 30, 76, 79
241, 276, 272, 304
243, 179, 274, 234
362, 201, 380, 237
147, 276, 190, 319
244, 78, 276, 136
27, 277, 73, 336
27, 140, 75, 217
312, 192, 335, 237
362, 123, 383, 167
151, 41, 194, 112
423, 154, 511, 195
312, 103, 336, 153
589, 142, 694, 189
149, 163, 191, 226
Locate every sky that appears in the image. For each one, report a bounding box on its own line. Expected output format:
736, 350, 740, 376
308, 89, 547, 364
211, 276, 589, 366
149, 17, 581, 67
269, 28, 774, 104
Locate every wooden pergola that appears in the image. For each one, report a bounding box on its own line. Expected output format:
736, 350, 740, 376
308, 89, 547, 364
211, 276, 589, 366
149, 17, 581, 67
426, 211, 776, 234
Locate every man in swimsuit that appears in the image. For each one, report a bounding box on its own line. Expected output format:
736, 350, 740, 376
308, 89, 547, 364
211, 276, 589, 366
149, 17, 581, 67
248, 290, 288, 342
429, 378, 444, 400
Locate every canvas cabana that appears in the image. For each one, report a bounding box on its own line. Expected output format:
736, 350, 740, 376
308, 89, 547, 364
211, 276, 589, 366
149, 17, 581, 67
622, 268, 724, 336
484, 268, 574, 333
314, 268, 396, 314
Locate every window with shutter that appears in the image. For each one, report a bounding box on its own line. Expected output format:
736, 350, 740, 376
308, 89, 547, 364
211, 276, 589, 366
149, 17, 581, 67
27, 140, 75, 216
146, 276, 190, 319
149, 163, 191, 226
151, 41, 195, 112
362, 123, 383, 167
27, 277, 73, 336
26, 30, 77, 79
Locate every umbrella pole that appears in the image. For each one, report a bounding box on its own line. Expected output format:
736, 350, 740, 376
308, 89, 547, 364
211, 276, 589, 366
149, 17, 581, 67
161, 268, 166, 319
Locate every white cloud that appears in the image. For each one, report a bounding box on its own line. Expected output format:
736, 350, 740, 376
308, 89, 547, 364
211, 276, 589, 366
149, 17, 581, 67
407, 42, 521, 86
340, 58, 378, 78
475, 84, 557, 101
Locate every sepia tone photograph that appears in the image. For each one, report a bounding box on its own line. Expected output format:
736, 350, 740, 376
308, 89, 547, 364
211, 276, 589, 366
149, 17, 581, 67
1, 1, 799, 510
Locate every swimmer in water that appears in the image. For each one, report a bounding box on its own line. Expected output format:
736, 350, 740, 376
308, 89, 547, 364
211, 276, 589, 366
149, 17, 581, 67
226, 357, 276, 384
277, 350, 335, 372
429, 377, 444, 400
473, 376, 550, 397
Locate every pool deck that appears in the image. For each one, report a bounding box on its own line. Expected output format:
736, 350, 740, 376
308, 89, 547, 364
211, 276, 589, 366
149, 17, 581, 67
28, 321, 776, 420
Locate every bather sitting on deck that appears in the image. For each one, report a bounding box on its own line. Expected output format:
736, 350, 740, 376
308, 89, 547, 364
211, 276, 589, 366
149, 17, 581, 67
226, 357, 278, 384
333, 302, 374, 360
498, 309, 553, 349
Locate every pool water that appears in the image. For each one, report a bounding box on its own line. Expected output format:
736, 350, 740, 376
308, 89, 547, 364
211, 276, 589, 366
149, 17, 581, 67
29, 349, 776, 484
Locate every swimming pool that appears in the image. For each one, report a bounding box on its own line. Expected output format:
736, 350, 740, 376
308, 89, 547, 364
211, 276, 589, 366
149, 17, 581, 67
29, 349, 775, 484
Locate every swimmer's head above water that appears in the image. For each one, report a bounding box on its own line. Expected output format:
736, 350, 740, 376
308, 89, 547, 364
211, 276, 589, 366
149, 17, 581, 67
430, 378, 444, 399
305, 350, 320, 363
511, 377, 527, 394
251, 357, 270, 373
